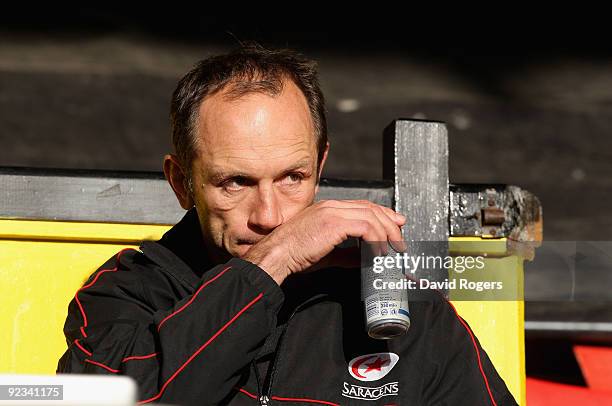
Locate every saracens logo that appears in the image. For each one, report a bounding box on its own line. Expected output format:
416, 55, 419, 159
348, 352, 399, 382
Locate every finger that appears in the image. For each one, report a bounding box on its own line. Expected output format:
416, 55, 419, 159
356, 202, 406, 227
380, 206, 406, 226
321, 200, 406, 226
324, 204, 406, 253
333, 209, 389, 255
369, 205, 407, 253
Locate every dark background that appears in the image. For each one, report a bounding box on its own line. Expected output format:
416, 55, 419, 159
1, 10, 611, 242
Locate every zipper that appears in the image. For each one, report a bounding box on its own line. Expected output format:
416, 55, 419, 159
252, 360, 265, 405
260, 294, 329, 404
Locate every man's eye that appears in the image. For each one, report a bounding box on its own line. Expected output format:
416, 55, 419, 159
222, 177, 247, 191
281, 173, 304, 185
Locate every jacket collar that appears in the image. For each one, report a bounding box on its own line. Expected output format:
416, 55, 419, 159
140, 207, 213, 289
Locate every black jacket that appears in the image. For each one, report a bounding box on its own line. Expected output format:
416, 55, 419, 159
58, 208, 517, 405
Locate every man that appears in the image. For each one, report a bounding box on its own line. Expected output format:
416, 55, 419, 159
58, 44, 517, 405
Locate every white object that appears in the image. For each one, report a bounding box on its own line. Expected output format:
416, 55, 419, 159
0, 374, 137, 405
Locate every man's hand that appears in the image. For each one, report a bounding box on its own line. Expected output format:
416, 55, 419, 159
243, 200, 406, 285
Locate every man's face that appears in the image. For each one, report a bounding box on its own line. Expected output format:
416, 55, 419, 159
189, 80, 326, 260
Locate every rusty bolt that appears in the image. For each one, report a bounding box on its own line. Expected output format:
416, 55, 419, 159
482, 207, 505, 225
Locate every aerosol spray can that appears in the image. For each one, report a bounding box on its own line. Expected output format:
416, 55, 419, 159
361, 244, 410, 339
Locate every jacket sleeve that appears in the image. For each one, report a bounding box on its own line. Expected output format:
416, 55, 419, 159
57, 249, 284, 405
421, 299, 519, 406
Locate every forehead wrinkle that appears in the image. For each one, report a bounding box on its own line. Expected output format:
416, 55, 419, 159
210, 156, 312, 173
214, 150, 315, 169
210, 139, 314, 160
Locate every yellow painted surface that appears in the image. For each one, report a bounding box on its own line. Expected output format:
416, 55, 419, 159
450, 238, 526, 406
0, 219, 170, 244
0, 220, 170, 375
0, 221, 525, 404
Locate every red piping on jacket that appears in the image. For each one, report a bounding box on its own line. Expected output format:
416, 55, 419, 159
271, 396, 340, 406
122, 353, 159, 362
84, 359, 120, 373
76, 338, 157, 363
73, 339, 92, 357
237, 387, 258, 399
157, 265, 232, 331
138, 293, 264, 404
74, 248, 134, 338
445, 300, 498, 406
236, 388, 340, 406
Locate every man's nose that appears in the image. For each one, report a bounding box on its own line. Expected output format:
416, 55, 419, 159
248, 186, 283, 232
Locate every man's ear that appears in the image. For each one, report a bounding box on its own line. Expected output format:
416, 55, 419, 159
315, 142, 330, 194
163, 154, 195, 210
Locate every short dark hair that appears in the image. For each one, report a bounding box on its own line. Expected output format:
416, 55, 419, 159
170, 43, 328, 184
